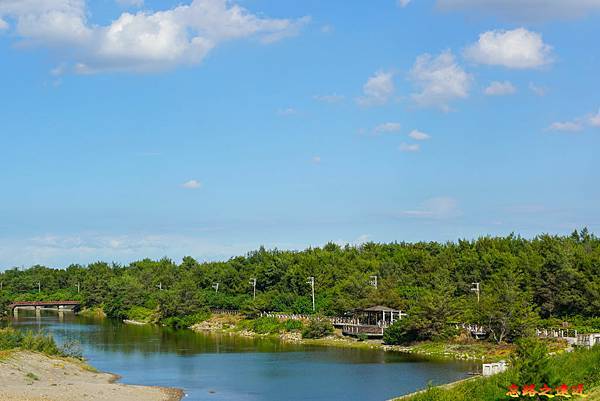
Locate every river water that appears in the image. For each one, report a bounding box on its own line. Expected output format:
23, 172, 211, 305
7, 311, 477, 401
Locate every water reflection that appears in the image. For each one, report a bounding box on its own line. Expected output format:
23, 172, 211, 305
7, 310, 477, 401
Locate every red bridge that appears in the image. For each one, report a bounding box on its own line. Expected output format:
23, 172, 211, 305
8, 301, 81, 314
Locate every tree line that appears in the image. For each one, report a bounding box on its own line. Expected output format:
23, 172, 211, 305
1, 229, 598, 341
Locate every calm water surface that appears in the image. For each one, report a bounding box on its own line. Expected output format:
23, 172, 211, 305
8, 311, 477, 401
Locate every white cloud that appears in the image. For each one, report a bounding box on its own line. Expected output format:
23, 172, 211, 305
484, 80, 517, 96
409, 50, 471, 111
397, 0, 411, 7
0, 0, 308, 73
548, 121, 583, 132
311, 156, 321, 164
374, 122, 402, 134
0, 233, 255, 267
356, 71, 395, 106
313, 94, 344, 103
589, 109, 600, 127
320, 24, 334, 34
277, 107, 298, 116
116, 0, 144, 7
529, 83, 547, 96
548, 108, 600, 132
464, 28, 553, 69
436, 0, 600, 22
0, 17, 8, 30
399, 143, 420, 152
408, 129, 430, 140
402, 196, 461, 219
182, 179, 202, 189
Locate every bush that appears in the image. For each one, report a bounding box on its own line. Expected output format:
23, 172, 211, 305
301, 319, 333, 339
283, 319, 303, 332
0, 328, 61, 356
250, 317, 282, 334
356, 333, 368, 342
383, 319, 419, 345
126, 306, 155, 323
162, 309, 211, 329
511, 337, 555, 386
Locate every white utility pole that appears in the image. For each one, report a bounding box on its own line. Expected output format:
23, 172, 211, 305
470, 282, 480, 303
249, 278, 257, 300
213, 282, 219, 293
77, 283, 80, 293
307, 277, 315, 312
369, 275, 378, 289
38, 282, 41, 293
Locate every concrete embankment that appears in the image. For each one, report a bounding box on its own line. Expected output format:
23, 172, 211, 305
0, 351, 183, 401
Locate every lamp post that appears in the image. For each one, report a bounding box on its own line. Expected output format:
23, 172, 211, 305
470, 282, 480, 303
249, 278, 257, 300
307, 277, 315, 312
212, 282, 219, 293
369, 275, 378, 289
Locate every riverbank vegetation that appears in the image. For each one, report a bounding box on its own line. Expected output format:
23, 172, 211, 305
1, 230, 598, 349
0, 327, 81, 359
396, 343, 600, 400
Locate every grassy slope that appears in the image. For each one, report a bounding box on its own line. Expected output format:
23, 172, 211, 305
396, 346, 600, 401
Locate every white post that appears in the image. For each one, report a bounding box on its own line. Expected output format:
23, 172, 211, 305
250, 278, 257, 300
471, 282, 480, 303
307, 277, 315, 312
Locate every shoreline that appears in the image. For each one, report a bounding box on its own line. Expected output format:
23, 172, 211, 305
0, 350, 183, 401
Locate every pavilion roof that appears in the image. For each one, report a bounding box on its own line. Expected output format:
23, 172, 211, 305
359, 305, 399, 312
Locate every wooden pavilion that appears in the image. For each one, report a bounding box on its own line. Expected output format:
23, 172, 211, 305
341, 305, 406, 338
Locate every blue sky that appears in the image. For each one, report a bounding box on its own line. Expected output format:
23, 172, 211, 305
1, 0, 599, 268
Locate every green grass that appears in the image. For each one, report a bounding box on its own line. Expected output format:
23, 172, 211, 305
25, 372, 39, 381
397, 346, 600, 401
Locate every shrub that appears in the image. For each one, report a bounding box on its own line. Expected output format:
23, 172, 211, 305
0, 328, 61, 356
283, 319, 303, 332
357, 333, 368, 342
301, 319, 333, 339
250, 317, 282, 334
511, 337, 555, 386
126, 306, 155, 323
383, 319, 419, 345
162, 309, 211, 329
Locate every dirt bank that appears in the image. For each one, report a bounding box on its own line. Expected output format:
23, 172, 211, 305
0, 351, 183, 401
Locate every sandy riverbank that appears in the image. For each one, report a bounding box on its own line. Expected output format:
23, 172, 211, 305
0, 351, 183, 401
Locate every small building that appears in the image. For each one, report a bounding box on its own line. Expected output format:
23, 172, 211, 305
342, 305, 406, 338
576, 333, 600, 348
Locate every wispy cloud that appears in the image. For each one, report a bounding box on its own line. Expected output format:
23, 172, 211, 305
277, 107, 298, 116
529, 83, 547, 96
399, 143, 420, 152
408, 130, 431, 140
374, 122, 402, 134
548, 108, 600, 132
356, 71, 395, 107
182, 179, 202, 189
313, 94, 344, 104
401, 197, 461, 219
484, 81, 517, 96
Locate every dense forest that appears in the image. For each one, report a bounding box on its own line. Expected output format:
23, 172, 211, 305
1, 229, 599, 341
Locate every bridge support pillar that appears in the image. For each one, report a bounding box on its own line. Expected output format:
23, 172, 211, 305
13, 308, 18, 318
35, 306, 41, 318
